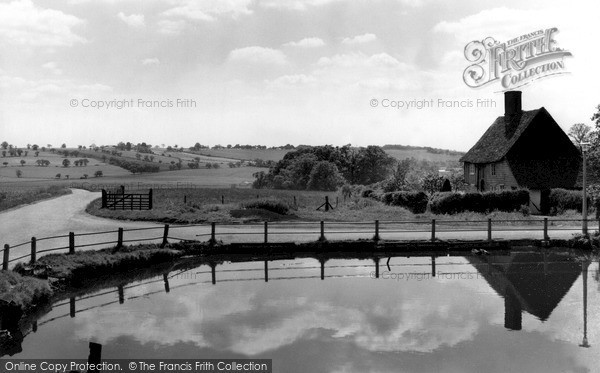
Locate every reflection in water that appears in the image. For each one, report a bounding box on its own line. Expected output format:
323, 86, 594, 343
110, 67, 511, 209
2, 250, 599, 372
468, 252, 581, 330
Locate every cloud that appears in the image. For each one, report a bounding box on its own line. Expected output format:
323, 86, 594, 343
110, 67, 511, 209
161, 0, 253, 21
117, 12, 145, 28
42, 61, 62, 75
258, 0, 343, 11
0, 0, 86, 47
227, 46, 288, 66
141, 58, 160, 66
341, 33, 377, 45
283, 37, 325, 48
157, 19, 186, 35
432, 7, 555, 44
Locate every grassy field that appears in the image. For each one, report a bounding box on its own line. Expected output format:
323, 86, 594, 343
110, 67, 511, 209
192, 148, 290, 162
85, 186, 551, 225
0, 185, 71, 212
384, 149, 462, 164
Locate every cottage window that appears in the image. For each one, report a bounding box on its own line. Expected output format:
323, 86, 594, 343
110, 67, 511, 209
469, 164, 475, 175
491, 163, 496, 176
499, 184, 505, 190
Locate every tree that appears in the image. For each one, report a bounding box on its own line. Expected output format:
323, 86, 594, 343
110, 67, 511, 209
16, 170, 22, 178
20, 159, 25, 166
421, 173, 446, 195
32, 144, 38, 150
568, 123, 592, 146
1, 141, 7, 149
307, 161, 342, 191
94, 170, 103, 177
62, 158, 70, 167
2, 162, 7, 167
55, 173, 61, 179
61, 143, 66, 148
35, 151, 39, 157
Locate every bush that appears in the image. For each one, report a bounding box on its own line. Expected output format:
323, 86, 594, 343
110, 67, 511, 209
430, 190, 529, 214
548, 188, 590, 215
361, 189, 375, 198
242, 199, 289, 215
381, 191, 429, 213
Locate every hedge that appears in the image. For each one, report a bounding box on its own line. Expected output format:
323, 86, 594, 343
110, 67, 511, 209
548, 188, 590, 214
381, 191, 429, 214
242, 199, 289, 215
430, 190, 529, 214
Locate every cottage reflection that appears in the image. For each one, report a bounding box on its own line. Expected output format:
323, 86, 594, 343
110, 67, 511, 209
469, 251, 581, 330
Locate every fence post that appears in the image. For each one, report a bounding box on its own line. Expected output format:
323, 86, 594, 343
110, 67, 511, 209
325, 196, 330, 212
431, 219, 436, 241
264, 261, 269, 282
161, 224, 169, 247
30, 237, 37, 264
264, 222, 268, 244
487, 218, 492, 241
118, 285, 124, 304
163, 273, 170, 293
70, 297, 76, 318
374, 257, 380, 278
210, 222, 216, 244
101, 189, 107, 208
3, 244, 9, 270
319, 221, 326, 241
373, 220, 380, 242
69, 232, 75, 254
117, 228, 123, 248
543, 218, 549, 241
149, 189, 153, 210
221, 195, 224, 204
120, 185, 125, 194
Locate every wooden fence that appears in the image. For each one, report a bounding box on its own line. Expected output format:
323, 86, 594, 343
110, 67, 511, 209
2, 218, 598, 270
101, 186, 152, 210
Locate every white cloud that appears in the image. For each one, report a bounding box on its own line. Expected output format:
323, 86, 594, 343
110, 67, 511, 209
162, 0, 253, 21
341, 33, 377, 45
258, 0, 343, 11
117, 12, 145, 28
283, 37, 325, 48
42, 61, 62, 75
157, 19, 186, 35
0, 0, 86, 47
227, 46, 288, 66
141, 58, 160, 66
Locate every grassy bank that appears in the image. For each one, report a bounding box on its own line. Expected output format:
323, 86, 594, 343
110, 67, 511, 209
0, 271, 51, 310
0, 185, 71, 212
17, 244, 185, 286
84, 187, 584, 226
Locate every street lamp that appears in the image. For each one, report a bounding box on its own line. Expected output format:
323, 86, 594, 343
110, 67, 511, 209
580, 142, 590, 235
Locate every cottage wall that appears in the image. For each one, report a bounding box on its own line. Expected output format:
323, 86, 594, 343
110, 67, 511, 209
463, 160, 519, 191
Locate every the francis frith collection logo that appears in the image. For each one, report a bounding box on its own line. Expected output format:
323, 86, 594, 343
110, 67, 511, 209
463, 27, 572, 90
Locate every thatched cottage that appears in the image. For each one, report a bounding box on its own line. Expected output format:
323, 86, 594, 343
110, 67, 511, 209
460, 91, 581, 213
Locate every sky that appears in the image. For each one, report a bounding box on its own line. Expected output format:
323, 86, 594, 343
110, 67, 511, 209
0, 0, 599, 151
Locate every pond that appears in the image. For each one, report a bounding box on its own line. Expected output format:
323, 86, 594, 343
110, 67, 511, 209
4, 249, 599, 372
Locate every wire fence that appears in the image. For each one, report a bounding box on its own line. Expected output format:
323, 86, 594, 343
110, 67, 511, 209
2, 217, 597, 269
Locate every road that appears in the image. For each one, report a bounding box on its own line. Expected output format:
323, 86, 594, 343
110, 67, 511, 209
0, 189, 588, 265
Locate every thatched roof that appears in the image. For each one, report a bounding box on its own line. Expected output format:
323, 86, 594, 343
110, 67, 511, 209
460, 109, 542, 164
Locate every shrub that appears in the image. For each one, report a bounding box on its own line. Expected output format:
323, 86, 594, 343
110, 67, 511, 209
548, 188, 590, 214
242, 199, 289, 215
430, 190, 529, 214
361, 189, 375, 198
382, 191, 429, 213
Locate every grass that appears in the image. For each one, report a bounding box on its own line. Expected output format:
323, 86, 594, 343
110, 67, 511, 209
19, 244, 184, 284
0, 270, 51, 310
84, 186, 573, 226
0, 185, 71, 212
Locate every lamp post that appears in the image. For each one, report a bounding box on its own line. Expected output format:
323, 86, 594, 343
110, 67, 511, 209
581, 142, 590, 235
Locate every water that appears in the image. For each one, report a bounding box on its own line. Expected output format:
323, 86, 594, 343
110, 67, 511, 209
4, 250, 599, 372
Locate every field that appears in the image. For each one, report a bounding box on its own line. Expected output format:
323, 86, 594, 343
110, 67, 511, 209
0, 150, 130, 181
384, 149, 462, 164
85, 186, 550, 225
191, 148, 290, 162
